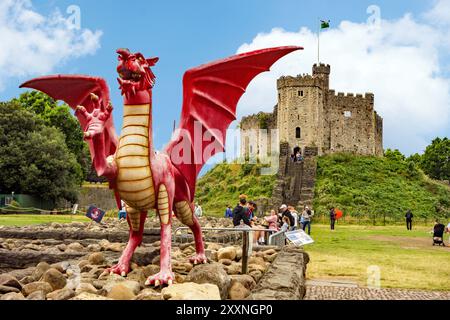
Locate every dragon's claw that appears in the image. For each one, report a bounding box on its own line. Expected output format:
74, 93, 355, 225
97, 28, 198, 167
145, 270, 175, 287
189, 254, 208, 265
106, 262, 130, 277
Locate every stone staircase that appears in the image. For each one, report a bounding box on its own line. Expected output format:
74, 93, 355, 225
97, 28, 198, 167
271, 143, 318, 209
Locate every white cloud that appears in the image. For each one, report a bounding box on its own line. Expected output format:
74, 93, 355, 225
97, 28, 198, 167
0, 0, 102, 90
235, 10, 450, 156
424, 0, 450, 25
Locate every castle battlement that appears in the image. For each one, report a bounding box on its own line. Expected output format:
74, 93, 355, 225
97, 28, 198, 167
277, 74, 325, 89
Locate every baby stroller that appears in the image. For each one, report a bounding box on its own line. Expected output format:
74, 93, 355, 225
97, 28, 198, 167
433, 223, 446, 246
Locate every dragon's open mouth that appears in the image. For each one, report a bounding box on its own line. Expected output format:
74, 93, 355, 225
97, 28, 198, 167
118, 69, 142, 82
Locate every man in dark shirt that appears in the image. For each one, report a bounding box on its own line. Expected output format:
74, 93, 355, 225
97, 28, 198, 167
280, 204, 295, 230
232, 198, 251, 227
405, 209, 413, 230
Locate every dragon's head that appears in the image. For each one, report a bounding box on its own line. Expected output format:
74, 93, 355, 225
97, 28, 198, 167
116, 48, 159, 95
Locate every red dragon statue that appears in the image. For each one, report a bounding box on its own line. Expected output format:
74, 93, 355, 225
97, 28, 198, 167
20, 46, 302, 286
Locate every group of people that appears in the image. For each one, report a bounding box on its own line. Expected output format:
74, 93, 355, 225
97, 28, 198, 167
225, 195, 317, 245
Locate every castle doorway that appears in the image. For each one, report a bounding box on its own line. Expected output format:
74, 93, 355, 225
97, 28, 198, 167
293, 146, 301, 155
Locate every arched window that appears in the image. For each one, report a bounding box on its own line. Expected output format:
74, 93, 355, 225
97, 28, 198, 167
296, 127, 301, 139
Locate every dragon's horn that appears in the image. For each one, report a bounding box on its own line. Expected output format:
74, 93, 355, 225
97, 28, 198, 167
116, 48, 131, 59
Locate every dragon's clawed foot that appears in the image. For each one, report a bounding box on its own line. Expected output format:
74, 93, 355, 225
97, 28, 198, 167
106, 262, 130, 277
189, 253, 208, 265
145, 270, 175, 287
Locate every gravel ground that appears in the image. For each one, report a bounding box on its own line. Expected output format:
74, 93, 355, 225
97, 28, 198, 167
304, 285, 450, 300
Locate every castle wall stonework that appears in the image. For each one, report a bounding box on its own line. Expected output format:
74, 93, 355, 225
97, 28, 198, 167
240, 63, 383, 158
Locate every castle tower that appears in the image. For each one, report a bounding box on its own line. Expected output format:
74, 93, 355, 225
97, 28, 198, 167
312, 63, 330, 90
276, 72, 325, 155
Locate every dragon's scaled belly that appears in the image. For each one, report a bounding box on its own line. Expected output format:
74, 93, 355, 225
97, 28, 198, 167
116, 104, 156, 212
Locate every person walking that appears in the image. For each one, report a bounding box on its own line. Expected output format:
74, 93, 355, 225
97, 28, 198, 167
405, 209, 413, 230
301, 206, 314, 235
330, 207, 336, 231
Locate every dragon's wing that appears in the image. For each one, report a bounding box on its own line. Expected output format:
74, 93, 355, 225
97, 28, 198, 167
165, 46, 302, 200
20, 75, 119, 171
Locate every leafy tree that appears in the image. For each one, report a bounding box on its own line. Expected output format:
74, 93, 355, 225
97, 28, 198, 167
0, 101, 82, 204
384, 149, 405, 162
421, 137, 450, 181
14, 91, 91, 178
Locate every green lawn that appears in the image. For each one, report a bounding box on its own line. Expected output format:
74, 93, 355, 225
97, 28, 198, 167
304, 223, 450, 291
0, 214, 88, 226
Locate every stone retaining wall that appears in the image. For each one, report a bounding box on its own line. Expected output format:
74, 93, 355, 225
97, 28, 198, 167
249, 246, 309, 300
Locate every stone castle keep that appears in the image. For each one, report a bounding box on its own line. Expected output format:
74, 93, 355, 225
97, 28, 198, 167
240, 63, 384, 208
240, 63, 383, 158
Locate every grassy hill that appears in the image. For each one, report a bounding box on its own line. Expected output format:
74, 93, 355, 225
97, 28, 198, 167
196, 154, 450, 220
313, 153, 450, 221
195, 162, 276, 216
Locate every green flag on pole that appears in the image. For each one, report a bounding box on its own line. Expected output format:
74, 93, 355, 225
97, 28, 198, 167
321, 20, 330, 29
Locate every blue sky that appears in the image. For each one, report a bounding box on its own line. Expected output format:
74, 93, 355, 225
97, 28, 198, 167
0, 0, 448, 155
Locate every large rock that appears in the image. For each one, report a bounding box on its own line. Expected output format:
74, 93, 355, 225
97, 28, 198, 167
228, 281, 250, 300
161, 282, 221, 300
143, 265, 160, 277
134, 288, 162, 300
27, 290, 46, 300
217, 247, 237, 261
0, 285, 20, 294
41, 268, 67, 291
46, 288, 75, 300
103, 279, 140, 296
75, 283, 98, 295
186, 263, 231, 300
88, 252, 105, 265
0, 274, 22, 290
31, 262, 51, 280
71, 292, 113, 300
66, 242, 84, 252
230, 275, 256, 291
106, 283, 136, 300
22, 281, 53, 296
1, 292, 26, 300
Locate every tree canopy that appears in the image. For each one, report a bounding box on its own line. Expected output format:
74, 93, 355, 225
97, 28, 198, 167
0, 101, 83, 204
420, 137, 450, 181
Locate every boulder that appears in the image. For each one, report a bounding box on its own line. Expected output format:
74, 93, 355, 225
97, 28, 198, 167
249, 270, 263, 283
225, 263, 242, 275
126, 269, 146, 285
217, 247, 236, 261
41, 268, 67, 291
107, 243, 123, 252
22, 281, 53, 296
248, 257, 266, 269
230, 274, 256, 290
77, 260, 90, 269
87, 244, 101, 252
71, 292, 113, 300
186, 263, 231, 300
75, 283, 98, 295
205, 249, 218, 262
103, 280, 140, 296
134, 288, 162, 300
206, 243, 222, 251
106, 283, 136, 300
143, 265, 160, 277
46, 288, 75, 300
27, 290, 46, 300
219, 259, 233, 266
228, 281, 250, 300
50, 262, 65, 273
0, 285, 20, 294
88, 252, 105, 265
66, 242, 84, 252
0, 274, 22, 290
161, 282, 221, 300
248, 263, 266, 273
31, 261, 51, 280
1, 292, 26, 300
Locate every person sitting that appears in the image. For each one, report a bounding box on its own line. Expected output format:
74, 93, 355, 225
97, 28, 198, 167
224, 205, 233, 218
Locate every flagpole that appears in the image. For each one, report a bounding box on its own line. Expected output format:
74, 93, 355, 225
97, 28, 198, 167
317, 18, 320, 64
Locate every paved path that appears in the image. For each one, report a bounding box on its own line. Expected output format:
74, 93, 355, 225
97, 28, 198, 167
304, 279, 450, 300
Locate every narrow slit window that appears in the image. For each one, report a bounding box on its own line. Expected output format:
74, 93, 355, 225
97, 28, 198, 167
295, 127, 301, 139
298, 90, 304, 97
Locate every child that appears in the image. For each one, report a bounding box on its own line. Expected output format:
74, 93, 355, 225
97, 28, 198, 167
280, 216, 290, 233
